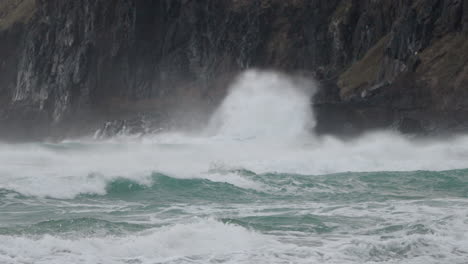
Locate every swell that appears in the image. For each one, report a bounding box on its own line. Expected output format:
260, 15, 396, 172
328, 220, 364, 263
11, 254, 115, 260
253, 169, 468, 200
0, 217, 148, 236
101, 173, 270, 202
1, 169, 467, 201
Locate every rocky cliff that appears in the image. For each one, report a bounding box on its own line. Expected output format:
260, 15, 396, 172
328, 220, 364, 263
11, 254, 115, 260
1, 0, 468, 140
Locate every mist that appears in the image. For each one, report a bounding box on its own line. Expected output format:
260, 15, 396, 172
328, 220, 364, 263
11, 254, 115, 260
1, 70, 468, 199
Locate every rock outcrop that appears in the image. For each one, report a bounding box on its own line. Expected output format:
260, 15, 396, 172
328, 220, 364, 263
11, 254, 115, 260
1, 0, 468, 140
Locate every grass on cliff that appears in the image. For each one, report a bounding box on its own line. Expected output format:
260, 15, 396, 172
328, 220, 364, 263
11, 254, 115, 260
416, 33, 468, 110
0, 0, 35, 31
338, 35, 389, 99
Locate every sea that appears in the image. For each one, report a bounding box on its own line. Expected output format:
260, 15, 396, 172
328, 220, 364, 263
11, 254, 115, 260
1, 71, 467, 263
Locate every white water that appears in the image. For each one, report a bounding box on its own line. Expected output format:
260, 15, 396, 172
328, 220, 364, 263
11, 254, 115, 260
1, 70, 468, 198
1, 70, 468, 264
3, 210, 466, 264
206, 70, 315, 141
0, 218, 289, 264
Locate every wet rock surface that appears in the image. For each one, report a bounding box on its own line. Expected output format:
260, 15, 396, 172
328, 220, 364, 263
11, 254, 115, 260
1, 0, 468, 140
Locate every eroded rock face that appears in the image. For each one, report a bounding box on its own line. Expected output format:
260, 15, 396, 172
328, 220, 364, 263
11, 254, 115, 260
1, 0, 468, 140
333, 0, 468, 135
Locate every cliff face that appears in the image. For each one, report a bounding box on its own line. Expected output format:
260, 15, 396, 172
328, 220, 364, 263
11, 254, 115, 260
1, 0, 468, 139
329, 0, 468, 135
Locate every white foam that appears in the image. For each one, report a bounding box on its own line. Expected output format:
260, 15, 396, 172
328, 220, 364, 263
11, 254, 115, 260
0, 218, 302, 264
1, 70, 468, 198
1, 201, 467, 264
206, 70, 315, 141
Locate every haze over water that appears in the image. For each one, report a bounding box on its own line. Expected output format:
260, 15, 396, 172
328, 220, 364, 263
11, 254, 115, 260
1, 70, 467, 263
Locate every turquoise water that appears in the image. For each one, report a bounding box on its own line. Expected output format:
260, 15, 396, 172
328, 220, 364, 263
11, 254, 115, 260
1, 149, 467, 264
1, 71, 468, 263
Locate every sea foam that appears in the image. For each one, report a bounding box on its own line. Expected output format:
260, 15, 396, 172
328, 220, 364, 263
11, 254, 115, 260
1, 70, 468, 198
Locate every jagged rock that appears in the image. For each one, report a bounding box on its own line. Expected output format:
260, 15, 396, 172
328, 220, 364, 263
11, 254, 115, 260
1, 0, 468, 139
94, 113, 167, 139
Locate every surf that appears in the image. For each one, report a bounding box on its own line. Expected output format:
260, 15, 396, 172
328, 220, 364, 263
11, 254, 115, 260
1, 70, 468, 199
1, 70, 468, 263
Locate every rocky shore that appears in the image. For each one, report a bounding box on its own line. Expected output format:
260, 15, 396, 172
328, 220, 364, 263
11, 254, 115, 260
1, 0, 468, 140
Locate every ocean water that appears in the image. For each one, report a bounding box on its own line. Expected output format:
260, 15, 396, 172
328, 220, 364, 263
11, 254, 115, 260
1, 71, 467, 264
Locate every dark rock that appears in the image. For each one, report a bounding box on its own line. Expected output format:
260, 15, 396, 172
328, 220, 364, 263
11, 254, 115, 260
94, 113, 167, 139
1, 0, 468, 140
397, 117, 425, 134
